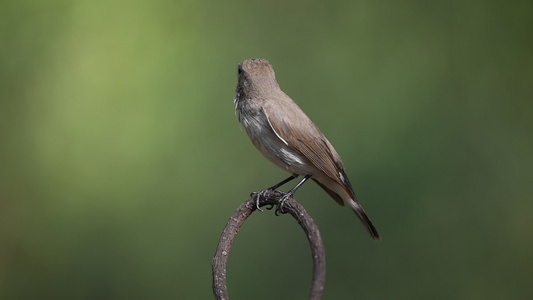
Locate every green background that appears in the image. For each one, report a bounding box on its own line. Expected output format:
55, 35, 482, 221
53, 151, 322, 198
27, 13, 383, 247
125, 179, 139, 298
1, 1, 532, 299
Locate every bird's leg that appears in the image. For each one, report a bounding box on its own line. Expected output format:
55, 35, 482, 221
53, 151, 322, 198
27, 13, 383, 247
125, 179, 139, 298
268, 174, 298, 191
251, 175, 298, 211
275, 174, 312, 216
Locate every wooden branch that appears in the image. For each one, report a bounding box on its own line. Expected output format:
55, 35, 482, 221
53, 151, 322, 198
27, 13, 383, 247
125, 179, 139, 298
212, 190, 326, 300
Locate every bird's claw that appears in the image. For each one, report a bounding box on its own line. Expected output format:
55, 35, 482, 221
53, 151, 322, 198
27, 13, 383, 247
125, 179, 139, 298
252, 189, 291, 215
252, 190, 270, 212
275, 194, 291, 216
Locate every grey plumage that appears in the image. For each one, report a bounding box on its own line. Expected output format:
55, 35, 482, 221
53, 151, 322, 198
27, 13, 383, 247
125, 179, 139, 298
235, 58, 380, 240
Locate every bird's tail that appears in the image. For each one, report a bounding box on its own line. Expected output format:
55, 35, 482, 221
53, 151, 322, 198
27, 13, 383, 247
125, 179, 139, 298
348, 199, 381, 240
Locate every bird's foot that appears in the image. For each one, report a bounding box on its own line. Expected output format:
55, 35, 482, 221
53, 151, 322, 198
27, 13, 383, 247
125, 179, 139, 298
251, 189, 272, 212
275, 193, 292, 216
251, 189, 290, 213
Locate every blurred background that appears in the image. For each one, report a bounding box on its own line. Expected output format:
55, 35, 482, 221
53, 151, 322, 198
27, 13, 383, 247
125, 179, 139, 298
1, 1, 532, 299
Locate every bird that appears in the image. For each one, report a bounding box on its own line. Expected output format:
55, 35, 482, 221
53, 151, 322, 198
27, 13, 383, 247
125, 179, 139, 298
234, 58, 380, 240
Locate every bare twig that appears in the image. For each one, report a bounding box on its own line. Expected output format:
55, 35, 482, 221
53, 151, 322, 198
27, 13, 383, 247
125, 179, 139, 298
212, 190, 326, 300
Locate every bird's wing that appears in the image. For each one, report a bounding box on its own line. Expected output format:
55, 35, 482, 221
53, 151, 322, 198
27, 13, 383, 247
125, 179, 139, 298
263, 102, 356, 199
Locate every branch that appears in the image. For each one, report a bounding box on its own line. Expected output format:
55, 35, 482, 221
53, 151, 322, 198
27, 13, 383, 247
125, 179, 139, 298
212, 190, 326, 300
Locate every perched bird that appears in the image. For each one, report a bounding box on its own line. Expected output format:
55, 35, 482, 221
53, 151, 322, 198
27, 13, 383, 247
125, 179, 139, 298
234, 58, 380, 240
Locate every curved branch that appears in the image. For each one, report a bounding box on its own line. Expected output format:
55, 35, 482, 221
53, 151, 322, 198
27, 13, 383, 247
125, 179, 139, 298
212, 190, 326, 300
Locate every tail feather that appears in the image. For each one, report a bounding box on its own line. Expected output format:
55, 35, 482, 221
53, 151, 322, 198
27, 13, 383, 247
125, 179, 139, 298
348, 199, 381, 240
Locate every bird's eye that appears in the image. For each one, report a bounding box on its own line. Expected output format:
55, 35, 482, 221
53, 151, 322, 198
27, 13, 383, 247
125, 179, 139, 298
238, 67, 243, 75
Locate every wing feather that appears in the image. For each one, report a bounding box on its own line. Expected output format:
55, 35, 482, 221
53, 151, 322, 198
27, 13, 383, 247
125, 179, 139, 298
264, 99, 356, 199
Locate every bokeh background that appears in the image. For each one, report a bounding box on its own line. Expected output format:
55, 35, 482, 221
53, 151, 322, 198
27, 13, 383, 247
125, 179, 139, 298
1, 1, 532, 299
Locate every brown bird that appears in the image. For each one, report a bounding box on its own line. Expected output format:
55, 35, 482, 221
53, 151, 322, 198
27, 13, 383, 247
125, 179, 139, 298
234, 58, 380, 240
